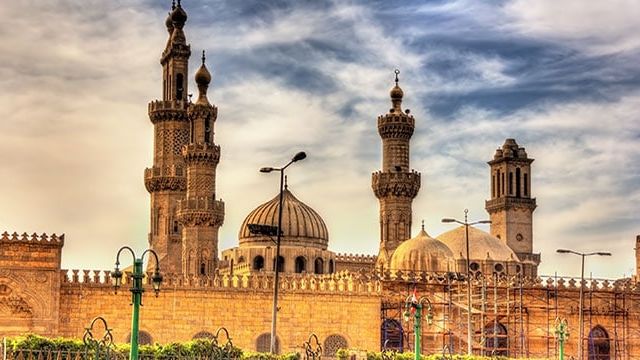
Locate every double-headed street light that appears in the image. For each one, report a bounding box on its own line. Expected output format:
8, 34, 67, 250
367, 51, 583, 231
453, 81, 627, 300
257, 151, 306, 354
403, 293, 433, 360
556, 248, 611, 360
441, 209, 491, 356
111, 246, 163, 360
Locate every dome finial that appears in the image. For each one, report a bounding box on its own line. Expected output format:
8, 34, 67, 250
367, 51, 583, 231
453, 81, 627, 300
421, 219, 425, 231
202, 50, 206, 65
390, 69, 404, 110
394, 69, 400, 86
171, 0, 176, 10
284, 175, 288, 190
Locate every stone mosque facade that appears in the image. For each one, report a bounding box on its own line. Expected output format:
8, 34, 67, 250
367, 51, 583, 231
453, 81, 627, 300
2, 3, 640, 359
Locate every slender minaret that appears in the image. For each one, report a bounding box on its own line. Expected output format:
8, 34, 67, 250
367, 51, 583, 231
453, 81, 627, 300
485, 139, 538, 271
372, 70, 421, 268
177, 52, 224, 276
144, 1, 191, 274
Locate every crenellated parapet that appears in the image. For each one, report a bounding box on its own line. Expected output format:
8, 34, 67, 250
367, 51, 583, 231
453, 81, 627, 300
188, 102, 218, 119
0, 231, 64, 271
335, 253, 377, 264
182, 143, 220, 165
0, 232, 64, 246
177, 198, 225, 227
148, 100, 189, 124
371, 171, 421, 198
377, 112, 415, 140
144, 165, 186, 192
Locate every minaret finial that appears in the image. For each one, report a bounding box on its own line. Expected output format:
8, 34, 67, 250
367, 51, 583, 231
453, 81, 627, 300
202, 50, 206, 65
394, 69, 400, 86
284, 175, 288, 190
171, 0, 176, 9
421, 219, 425, 231
177, 0, 182, 7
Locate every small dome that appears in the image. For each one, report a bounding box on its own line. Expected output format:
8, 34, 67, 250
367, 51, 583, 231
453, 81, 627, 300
389, 229, 454, 272
239, 188, 328, 249
436, 226, 518, 262
390, 85, 404, 101
170, 3, 187, 28
195, 64, 211, 86
165, 13, 174, 33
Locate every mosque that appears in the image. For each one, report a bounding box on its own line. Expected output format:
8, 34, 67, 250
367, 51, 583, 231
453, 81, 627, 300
1, 2, 639, 359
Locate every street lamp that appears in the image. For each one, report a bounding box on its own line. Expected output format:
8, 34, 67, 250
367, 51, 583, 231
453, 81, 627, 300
441, 209, 490, 356
257, 151, 306, 354
555, 317, 570, 360
556, 248, 611, 360
111, 246, 163, 360
403, 293, 433, 360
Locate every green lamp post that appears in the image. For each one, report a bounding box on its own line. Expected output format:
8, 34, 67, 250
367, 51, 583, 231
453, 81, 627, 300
403, 293, 433, 360
111, 246, 163, 360
555, 318, 569, 360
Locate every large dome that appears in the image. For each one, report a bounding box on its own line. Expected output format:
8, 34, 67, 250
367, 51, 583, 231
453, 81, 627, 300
238, 188, 328, 249
436, 226, 518, 262
389, 229, 454, 272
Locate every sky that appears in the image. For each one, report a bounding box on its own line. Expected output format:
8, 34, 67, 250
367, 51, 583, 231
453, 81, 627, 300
0, 0, 639, 279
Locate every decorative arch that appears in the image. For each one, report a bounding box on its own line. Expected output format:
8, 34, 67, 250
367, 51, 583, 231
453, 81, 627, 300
295, 256, 306, 273
380, 318, 403, 352
256, 333, 280, 354
588, 325, 610, 360
324, 334, 348, 357
314, 258, 324, 274
484, 322, 508, 356
126, 330, 153, 345
192, 331, 214, 340
0, 276, 41, 318
253, 256, 265, 271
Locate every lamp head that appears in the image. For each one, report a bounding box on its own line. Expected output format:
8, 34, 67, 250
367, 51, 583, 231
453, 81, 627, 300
403, 310, 410, 323
260, 167, 274, 173
111, 267, 123, 292
441, 218, 456, 223
292, 151, 307, 162
556, 249, 571, 254
151, 271, 163, 296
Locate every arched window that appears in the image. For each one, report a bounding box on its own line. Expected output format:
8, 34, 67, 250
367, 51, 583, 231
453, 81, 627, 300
204, 115, 211, 143
256, 333, 280, 353
380, 319, 403, 352
484, 322, 508, 356
496, 169, 501, 196
524, 173, 529, 197
515, 168, 521, 197
253, 256, 265, 271
508, 172, 513, 195
501, 172, 505, 195
200, 263, 206, 275
328, 259, 335, 274
324, 334, 348, 357
295, 256, 306, 273
126, 330, 153, 345
173, 220, 179, 234
314, 258, 324, 274
589, 325, 610, 360
238, 256, 246, 263
176, 73, 184, 100
272, 256, 285, 272
492, 174, 496, 198
193, 331, 214, 340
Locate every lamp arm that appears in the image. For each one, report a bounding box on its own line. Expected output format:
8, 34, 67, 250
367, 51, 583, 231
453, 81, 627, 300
141, 249, 161, 271
115, 246, 136, 266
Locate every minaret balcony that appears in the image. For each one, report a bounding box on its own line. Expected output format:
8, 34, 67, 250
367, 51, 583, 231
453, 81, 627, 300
177, 197, 225, 227
371, 171, 421, 198
144, 165, 186, 192
148, 100, 189, 124
377, 115, 415, 140
485, 196, 537, 212
182, 143, 220, 165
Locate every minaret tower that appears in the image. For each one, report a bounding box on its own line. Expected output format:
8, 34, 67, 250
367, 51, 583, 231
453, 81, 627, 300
177, 52, 225, 276
372, 70, 421, 268
144, 1, 191, 274
485, 138, 539, 271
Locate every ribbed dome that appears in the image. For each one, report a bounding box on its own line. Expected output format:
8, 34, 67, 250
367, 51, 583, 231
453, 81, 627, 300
436, 226, 518, 262
238, 188, 329, 249
389, 229, 454, 272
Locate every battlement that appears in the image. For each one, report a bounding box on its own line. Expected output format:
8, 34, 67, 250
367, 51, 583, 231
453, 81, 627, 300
335, 253, 377, 264
144, 165, 187, 192
371, 171, 421, 198
148, 100, 189, 123
0, 231, 64, 246
148, 100, 189, 113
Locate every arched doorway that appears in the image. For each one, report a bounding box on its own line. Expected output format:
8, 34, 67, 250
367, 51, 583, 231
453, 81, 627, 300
484, 322, 508, 356
588, 325, 610, 360
381, 319, 403, 352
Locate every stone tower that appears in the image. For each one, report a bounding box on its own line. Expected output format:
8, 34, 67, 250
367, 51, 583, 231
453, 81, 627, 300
176, 52, 225, 276
485, 138, 539, 271
372, 70, 421, 268
144, 2, 191, 274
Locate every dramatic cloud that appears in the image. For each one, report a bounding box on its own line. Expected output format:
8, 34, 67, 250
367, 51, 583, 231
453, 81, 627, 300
0, 0, 638, 279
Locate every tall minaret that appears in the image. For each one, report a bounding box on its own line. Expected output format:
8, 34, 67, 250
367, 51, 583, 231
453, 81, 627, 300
372, 70, 421, 268
485, 139, 538, 272
144, 1, 191, 274
177, 52, 225, 276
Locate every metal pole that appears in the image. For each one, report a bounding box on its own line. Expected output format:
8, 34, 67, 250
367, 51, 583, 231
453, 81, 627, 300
578, 254, 585, 360
465, 212, 472, 355
270, 169, 285, 354
130, 258, 143, 360
414, 305, 421, 360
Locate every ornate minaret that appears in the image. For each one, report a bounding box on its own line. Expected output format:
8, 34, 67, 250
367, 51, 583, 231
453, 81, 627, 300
485, 139, 539, 271
144, 1, 191, 274
177, 52, 225, 276
372, 70, 421, 268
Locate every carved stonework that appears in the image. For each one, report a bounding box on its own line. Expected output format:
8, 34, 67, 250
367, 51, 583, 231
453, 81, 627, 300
183, 143, 220, 165
144, 176, 187, 192
372, 172, 421, 198
188, 103, 218, 119
148, 104, 190, 124
377, 114, 415, 140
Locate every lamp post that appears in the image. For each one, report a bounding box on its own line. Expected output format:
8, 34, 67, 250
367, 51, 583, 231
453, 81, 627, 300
555, 317, 569, 360
110, 246, 163, 360
403, 293, 433, 360
258, 151, 307, 354
556, 249, 611, 360
441, 209, 490, 356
